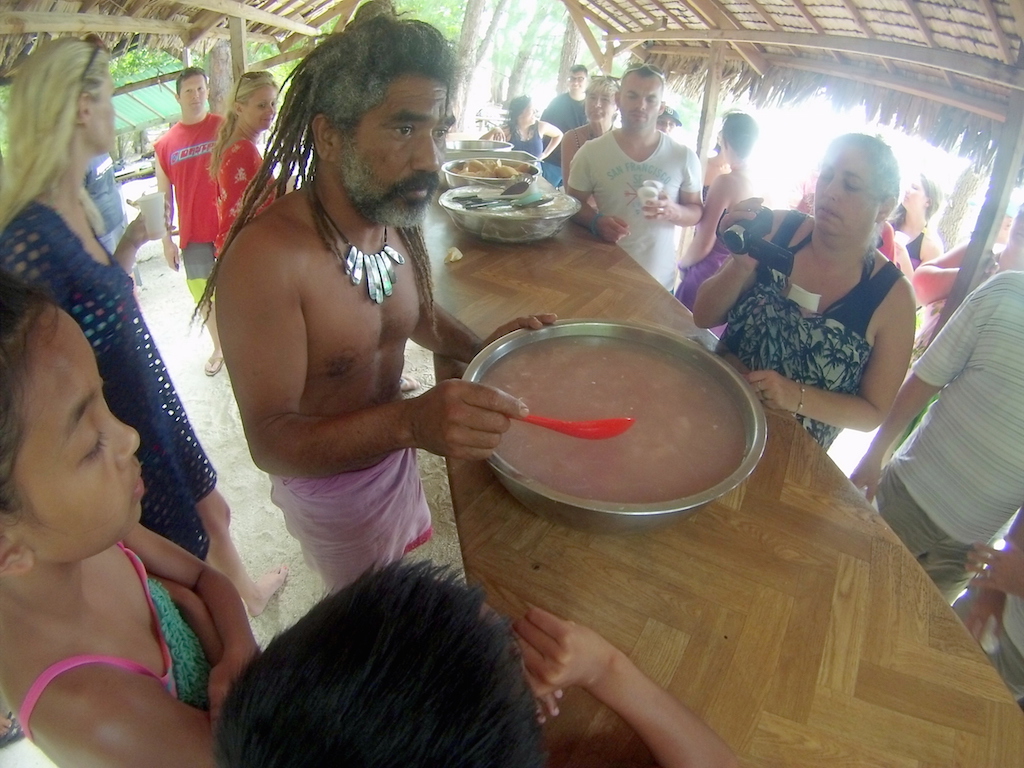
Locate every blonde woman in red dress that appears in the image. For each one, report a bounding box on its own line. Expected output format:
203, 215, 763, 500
210, 71, 279, 257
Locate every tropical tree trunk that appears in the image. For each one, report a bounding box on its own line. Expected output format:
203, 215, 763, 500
555, 13, 582, 93
451, 0, 510, 131
506, 4, 547, 99
208, 40, 232, 117
938, 163, 986, 248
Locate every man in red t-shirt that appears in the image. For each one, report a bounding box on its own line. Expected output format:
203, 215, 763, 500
155, 67, 225, 376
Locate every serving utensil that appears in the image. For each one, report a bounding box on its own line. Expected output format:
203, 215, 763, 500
519, 414, 635, 439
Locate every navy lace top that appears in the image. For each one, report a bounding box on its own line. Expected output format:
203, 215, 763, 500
724, 211, 902, 449
0, 203, 214, 558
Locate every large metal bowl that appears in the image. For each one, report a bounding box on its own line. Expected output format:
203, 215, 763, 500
463, 320, 767, 533
446, 139, 513, 153
443, 157, 541, 189
438, 185, 580, 244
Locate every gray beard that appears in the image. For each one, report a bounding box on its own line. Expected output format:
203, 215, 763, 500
340, 145, 437, 228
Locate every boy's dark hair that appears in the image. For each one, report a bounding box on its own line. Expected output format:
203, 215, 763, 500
215, 561, 545, 768
569, 64, 589, 76
175, 66, 208, 95
0, 271, 56, 515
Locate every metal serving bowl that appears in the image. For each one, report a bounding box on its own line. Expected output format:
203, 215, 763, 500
463, 320, 767, 533
438, 186, 580, 244
442, 157, 541, 189
445, 139, 513, 153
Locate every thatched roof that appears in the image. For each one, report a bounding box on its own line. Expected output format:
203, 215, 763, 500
0, 0, 1018, 167
567, 0, 1024, 167
0, 0, 357, 78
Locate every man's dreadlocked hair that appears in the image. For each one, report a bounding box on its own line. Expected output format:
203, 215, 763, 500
199, 0, 457, 321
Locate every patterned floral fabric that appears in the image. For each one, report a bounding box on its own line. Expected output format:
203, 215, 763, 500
723, 219, 902, 449
0, 203, 215, 557
215, 139, 274, 255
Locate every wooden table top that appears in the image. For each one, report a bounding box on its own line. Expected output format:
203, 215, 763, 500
423, 208, 1024, 767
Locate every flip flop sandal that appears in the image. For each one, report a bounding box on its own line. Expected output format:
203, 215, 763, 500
400, 375, 421, 392
205, 356, 224, 377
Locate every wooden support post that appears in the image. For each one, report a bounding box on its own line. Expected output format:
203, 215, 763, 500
229, 15, 247, 81
930, 90, 1024, 342
695, 42, 723, 173
182, 47, 192, 67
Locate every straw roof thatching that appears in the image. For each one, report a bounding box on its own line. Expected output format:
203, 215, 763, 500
0, 0, 357, 79
0, 0, 1018, 167
568, 0, 1024, 167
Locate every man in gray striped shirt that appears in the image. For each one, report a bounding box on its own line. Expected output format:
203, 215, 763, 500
852, 271, 1024, 699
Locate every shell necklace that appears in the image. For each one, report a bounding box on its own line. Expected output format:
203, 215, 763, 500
310, 187, 405, 305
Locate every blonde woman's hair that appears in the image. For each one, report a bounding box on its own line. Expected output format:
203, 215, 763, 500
0, 38, 110, 233
209, 70, 277, 180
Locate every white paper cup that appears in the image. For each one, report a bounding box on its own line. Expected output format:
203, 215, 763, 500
636, 185, 660, 203
642, 179, 664, 194
136, 192, 166, 238
634, 183, 659, 201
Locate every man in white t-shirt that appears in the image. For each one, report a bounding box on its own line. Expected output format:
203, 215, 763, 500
567, 64, 702, 290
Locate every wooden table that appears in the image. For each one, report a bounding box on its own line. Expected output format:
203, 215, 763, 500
424, 209, 1024, 766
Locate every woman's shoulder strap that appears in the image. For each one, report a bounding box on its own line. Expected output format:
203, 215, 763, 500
771, 210, 811, 251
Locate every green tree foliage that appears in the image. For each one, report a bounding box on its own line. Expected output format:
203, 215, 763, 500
397, 0, 467, 41
109, 48, 182, 87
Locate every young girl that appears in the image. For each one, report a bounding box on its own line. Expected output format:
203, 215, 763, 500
0, 273, 258, 766
0, 35, 286, 618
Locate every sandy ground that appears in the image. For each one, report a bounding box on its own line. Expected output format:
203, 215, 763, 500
5, 238, 463, 768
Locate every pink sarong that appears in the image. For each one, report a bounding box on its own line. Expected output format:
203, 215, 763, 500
269, 448, 432, 592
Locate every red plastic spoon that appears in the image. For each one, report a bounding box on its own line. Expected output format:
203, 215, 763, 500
519, 414, 635, 440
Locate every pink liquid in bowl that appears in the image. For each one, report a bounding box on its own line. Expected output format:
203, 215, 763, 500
481, 336, 748, 504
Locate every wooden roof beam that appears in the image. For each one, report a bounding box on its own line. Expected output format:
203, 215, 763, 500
281, 0, 359, 50
677, 0, 768, 74
174, 0, 318, 37
251, 45, 311, 69
1004, 0, 1024, 49
786, 0, 843, 64
613, 28, 1024, 90
836, 0, 895, 75
977, 0, 1014, 65
184, 10, 226, 47
899, 0, 953, 86
0, 12, 186, 36
561, 0, 615, 72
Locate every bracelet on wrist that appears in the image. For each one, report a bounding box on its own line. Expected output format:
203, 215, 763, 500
589, 212, 604, 237
795, 384, 805, 415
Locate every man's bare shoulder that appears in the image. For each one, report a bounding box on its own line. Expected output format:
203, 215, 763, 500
227, 192, 317, 261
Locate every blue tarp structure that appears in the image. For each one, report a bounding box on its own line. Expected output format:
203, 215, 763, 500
112, 65, 182, 135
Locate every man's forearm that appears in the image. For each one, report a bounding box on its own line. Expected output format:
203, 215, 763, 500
414, 304, 484, 364
862, 373, 942, 464
670, 201, 703, 227
248, 399, 416, 478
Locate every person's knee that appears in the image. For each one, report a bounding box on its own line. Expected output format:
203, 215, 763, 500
196, 488, 232, 531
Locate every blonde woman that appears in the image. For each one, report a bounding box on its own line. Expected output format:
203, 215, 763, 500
209, 70, 278, 256
0, 38, 286, 618
560, 76, 618, 186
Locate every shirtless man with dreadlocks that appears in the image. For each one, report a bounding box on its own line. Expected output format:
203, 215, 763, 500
206, 2, 554, 592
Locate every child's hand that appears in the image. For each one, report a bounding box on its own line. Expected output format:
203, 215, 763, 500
513, 605, 618, 698
207, 646, 259, 723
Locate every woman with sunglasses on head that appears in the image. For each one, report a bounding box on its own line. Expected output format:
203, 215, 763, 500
0, 38, 286, 619
560, 77, 619, 188
209, 71, 278, 257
